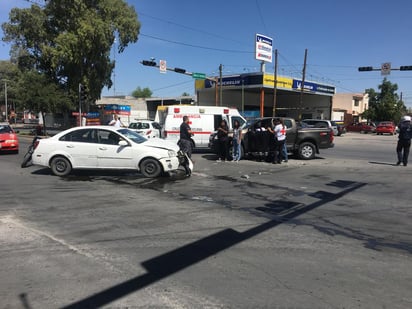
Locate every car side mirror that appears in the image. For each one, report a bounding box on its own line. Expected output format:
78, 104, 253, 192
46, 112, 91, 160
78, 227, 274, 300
118, 140, 129, 147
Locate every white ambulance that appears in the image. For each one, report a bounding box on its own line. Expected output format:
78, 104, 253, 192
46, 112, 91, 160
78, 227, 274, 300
155, 105, 247, 149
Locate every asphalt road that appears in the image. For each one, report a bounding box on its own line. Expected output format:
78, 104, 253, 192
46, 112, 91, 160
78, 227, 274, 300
0, 132, 411, 308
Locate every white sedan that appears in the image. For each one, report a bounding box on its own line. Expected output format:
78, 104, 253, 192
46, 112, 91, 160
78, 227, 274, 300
31, 126, 182, 178
128, 120, 162, 139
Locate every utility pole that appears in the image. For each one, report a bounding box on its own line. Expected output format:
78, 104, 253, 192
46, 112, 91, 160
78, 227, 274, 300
4, 81, 7, 122
272, 49, 278, 117
299, 49, 308, 121
219, 64, 223, 106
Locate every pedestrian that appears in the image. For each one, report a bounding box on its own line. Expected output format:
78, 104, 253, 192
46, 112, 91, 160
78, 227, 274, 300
268, 118, 287, 164
109, 114, 125, 128
178, 115, 194, 176
232, 120, 242, 162
282, 136, 288, 163
396, 115, 412, 166
216, 120, 229, 161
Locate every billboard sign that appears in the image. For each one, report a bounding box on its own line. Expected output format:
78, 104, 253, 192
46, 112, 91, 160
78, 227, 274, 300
292, 79, 335, 95
263, 74, 293, 89
103, 104, 131, 115
255, 34, 273, 63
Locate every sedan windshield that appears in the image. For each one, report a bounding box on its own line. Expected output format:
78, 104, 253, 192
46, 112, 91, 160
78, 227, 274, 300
0, 125, 13, 133
117, 128, 148, 144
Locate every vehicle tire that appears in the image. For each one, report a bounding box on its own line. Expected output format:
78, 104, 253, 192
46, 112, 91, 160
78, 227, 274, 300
21, 152, 32, 168
50, 156, 72, 176
298, 142, 316, 160
140, 158, 162, 178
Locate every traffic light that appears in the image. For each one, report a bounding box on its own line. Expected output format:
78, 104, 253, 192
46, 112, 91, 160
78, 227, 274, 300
141, 60, 157, 66
358, 66, 373, 72
400, 65, 412, 71
174, 67, 186, 74
79, 84, 88, 102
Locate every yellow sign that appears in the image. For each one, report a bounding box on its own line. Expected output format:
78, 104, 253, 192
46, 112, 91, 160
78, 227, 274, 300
195, 79, 206, 90
263, 74, 293, 89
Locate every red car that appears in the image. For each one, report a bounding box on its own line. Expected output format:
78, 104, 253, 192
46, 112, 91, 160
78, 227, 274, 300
376, 121, 396, 135
346, 122, 376, 134
0, 123, 19, 154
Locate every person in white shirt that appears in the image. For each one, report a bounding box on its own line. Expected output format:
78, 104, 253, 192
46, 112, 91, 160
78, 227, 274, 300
109, 114, 125, 128
268, 118, 287, 164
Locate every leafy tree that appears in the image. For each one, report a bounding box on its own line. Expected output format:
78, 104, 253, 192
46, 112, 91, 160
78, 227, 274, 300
362, 78, 406, 123
18, 71, 72, 135
0, 61, 21, 119
2, 0, 140, 105
182, 92, 191, 96
132, 87, 152, 98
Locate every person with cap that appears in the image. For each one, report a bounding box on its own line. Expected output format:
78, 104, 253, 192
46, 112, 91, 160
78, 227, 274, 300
396, 115, 412, 166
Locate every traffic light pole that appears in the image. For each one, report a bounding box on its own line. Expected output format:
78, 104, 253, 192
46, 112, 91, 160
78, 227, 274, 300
358, 65, 412, 72
78, 83, 82, 127
140, 60, 217, 82
140, 60, 219, 105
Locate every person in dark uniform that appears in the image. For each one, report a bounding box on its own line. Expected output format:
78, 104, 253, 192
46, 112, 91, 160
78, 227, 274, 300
396, 115, 412, 166
178, 115, 193, 176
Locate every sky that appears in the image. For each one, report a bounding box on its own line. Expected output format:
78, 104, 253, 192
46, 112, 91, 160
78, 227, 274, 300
1, 0, 412, 106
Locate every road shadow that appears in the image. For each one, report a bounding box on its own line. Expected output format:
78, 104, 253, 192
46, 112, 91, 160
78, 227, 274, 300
368, 161, 398, 166
61, 180, 366, 309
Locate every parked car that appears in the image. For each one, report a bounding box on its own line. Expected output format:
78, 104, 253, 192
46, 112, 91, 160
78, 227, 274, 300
128, 120, 162, 138
301, 119, 338, 136
209, 117, 334, 160
376, 121, 396, 135
31, 126, 183, 177
346, 122, 376, 133
0, 122, 19, 154
331, 120, 346, 136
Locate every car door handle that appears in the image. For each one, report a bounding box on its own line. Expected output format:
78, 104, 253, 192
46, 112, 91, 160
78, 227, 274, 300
99, 147, 107, 150
66, 145, 75, 148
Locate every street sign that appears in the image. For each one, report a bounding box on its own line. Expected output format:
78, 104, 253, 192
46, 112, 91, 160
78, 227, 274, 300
192, 72, 206, 80
159, 60, 167, 74
381, 62, 391, 76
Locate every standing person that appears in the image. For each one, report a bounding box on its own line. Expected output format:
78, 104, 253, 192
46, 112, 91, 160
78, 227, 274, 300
282, 135, 288, 163
178, 115, 193, 176
216, 120, 229, 161
268, 118, 287, 164
109, 114, 125, 128
232, 120, 242, 162
396, 115, 412, 166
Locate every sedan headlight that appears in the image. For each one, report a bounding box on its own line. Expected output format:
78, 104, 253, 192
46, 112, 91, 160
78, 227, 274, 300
168, 150, 177, 157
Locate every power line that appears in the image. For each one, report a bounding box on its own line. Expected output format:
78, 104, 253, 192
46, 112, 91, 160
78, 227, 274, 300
139, 12, 247, 47
152, 80, 194, 92
255, 0, 268, 33
140, 33, 253, 54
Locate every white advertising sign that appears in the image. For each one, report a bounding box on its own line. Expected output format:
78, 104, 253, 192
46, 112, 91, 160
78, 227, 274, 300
255, 34, 273, 63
